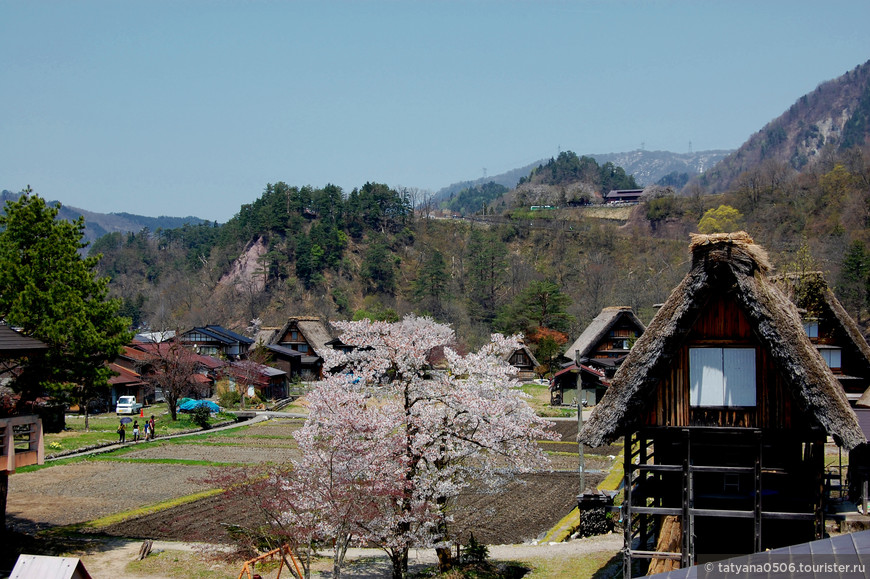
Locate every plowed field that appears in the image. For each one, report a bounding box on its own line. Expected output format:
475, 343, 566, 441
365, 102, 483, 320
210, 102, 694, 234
9, 416, 621, 545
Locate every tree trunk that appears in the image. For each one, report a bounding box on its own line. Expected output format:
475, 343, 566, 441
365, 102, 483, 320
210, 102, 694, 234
436, 546, 454, 572
84, 405, 90, 431
389, 548, 408, 579
333, 532, 351, 578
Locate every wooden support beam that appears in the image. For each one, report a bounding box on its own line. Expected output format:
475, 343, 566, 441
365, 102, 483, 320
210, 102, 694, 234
754, 430, 763, 553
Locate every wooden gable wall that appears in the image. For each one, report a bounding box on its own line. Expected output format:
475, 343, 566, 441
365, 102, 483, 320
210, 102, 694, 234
277, 322, 311, 351
645, 295, 815, 433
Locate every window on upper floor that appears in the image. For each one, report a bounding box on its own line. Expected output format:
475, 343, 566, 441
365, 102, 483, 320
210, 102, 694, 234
511, 352, 529, 366
689, 347, 756, 407
819, 347, 842, 370
803, 321, 819, 339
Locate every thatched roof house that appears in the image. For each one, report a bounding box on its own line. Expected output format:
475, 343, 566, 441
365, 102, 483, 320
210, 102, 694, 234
503, 343, 539, 380
564, 306, 646, 363
772, 271, 870, 406
578, 233, 867, 571
273, 317, 335, 358
579, 232, 863, 450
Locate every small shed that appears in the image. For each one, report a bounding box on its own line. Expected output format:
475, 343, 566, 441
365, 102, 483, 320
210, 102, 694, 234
10, 555, 92, 579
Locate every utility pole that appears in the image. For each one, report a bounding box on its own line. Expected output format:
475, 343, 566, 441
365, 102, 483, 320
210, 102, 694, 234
576, 349, 584, 492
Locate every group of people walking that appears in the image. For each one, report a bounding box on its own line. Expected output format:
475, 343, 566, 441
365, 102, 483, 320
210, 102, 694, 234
117, 415, 156, 443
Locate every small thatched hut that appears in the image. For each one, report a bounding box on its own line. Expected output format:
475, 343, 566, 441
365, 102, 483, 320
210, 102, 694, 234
578, 232, 864, 577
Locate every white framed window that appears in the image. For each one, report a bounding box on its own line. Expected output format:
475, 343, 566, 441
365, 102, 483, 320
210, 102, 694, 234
803, 321, 819, 339
690, 347, 756, 407
819, 347, 842, 369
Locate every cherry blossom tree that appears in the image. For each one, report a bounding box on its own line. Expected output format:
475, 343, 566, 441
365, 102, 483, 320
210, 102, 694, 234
306, 315, 558, 578
209, 384, 403, 579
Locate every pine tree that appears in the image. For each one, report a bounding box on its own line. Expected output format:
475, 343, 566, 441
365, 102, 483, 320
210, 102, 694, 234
839, 240, 869, 321
0, 191, 132, 424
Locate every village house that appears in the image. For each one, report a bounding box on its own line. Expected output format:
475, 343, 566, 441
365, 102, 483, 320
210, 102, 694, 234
267, 317, 338, 379
504, 343, 539, 381
552, 306, 645, 406
604, 189, 644, 204
130, 340, 225, 400
226, 360, 288, 401
578, 232, 864, 576
179, 325, 253, 358
257, 343, 302, 379
772, 271, 870, 405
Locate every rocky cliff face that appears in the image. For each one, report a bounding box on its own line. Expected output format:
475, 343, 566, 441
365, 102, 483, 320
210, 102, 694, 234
698, 59, 870, 194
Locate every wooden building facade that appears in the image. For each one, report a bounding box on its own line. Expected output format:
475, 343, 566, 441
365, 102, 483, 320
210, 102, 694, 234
554, 307, 646, 405
578, 233, 864, 577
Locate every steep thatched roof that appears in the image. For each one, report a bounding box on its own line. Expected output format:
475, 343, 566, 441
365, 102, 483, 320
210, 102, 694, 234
273, 317, 336, 358
502, 344, 540, 369
579, 232, 864, 450
564, 306, 646, 361
251, 327, 281, 348
773, 271, 870, 408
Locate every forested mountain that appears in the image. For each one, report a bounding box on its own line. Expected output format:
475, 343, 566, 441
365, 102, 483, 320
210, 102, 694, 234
89, 141, 870, 368
76, 58, 870, 367
442, 182, 509, 216
0, 190, 208, 245
698, 59, 870, 194
432, 149, 732, 204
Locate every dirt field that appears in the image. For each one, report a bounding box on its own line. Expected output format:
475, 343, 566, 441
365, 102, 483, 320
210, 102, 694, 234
89, 470, 604, 547
7, 416, 620, 546
7, 461, 217, 533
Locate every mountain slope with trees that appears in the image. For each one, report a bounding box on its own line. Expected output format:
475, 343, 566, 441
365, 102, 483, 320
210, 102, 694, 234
82, 58, 870, 366
698, 59, 870, 194
0, 190, 208, 246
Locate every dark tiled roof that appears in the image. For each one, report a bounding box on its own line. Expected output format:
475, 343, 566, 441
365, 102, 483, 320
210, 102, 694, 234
264, 344, 303, 358
205, 325, 254, 345
0, 323, 47, 355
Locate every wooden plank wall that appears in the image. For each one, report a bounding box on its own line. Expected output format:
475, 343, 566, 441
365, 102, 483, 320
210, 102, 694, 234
647, 295, 808, 430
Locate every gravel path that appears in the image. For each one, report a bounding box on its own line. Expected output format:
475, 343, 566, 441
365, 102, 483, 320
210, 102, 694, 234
70, 533, 624, 579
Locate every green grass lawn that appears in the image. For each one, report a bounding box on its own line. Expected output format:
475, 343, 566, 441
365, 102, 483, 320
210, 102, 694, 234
520, 383, 576, 417
46, 403, 236, 454
523, 551, 621, 578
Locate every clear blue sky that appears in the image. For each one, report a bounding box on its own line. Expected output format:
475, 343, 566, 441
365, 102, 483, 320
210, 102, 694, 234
2, 1, 868, 222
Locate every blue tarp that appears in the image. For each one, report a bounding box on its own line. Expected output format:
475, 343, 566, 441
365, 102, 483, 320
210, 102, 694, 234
178, 399, 220, 413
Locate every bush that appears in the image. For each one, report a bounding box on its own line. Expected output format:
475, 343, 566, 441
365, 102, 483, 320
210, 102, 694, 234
190, 405, 211, 429
461, 533, 489, 565
219, 390, 241, 408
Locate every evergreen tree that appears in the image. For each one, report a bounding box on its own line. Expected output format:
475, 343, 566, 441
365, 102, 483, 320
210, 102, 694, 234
497, 280, 574, 335
413, 250, 449, 313
0, 191, 132, 422
838, 240, 869, 321
362, 238, 397, 295
465, 229, 507, 325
